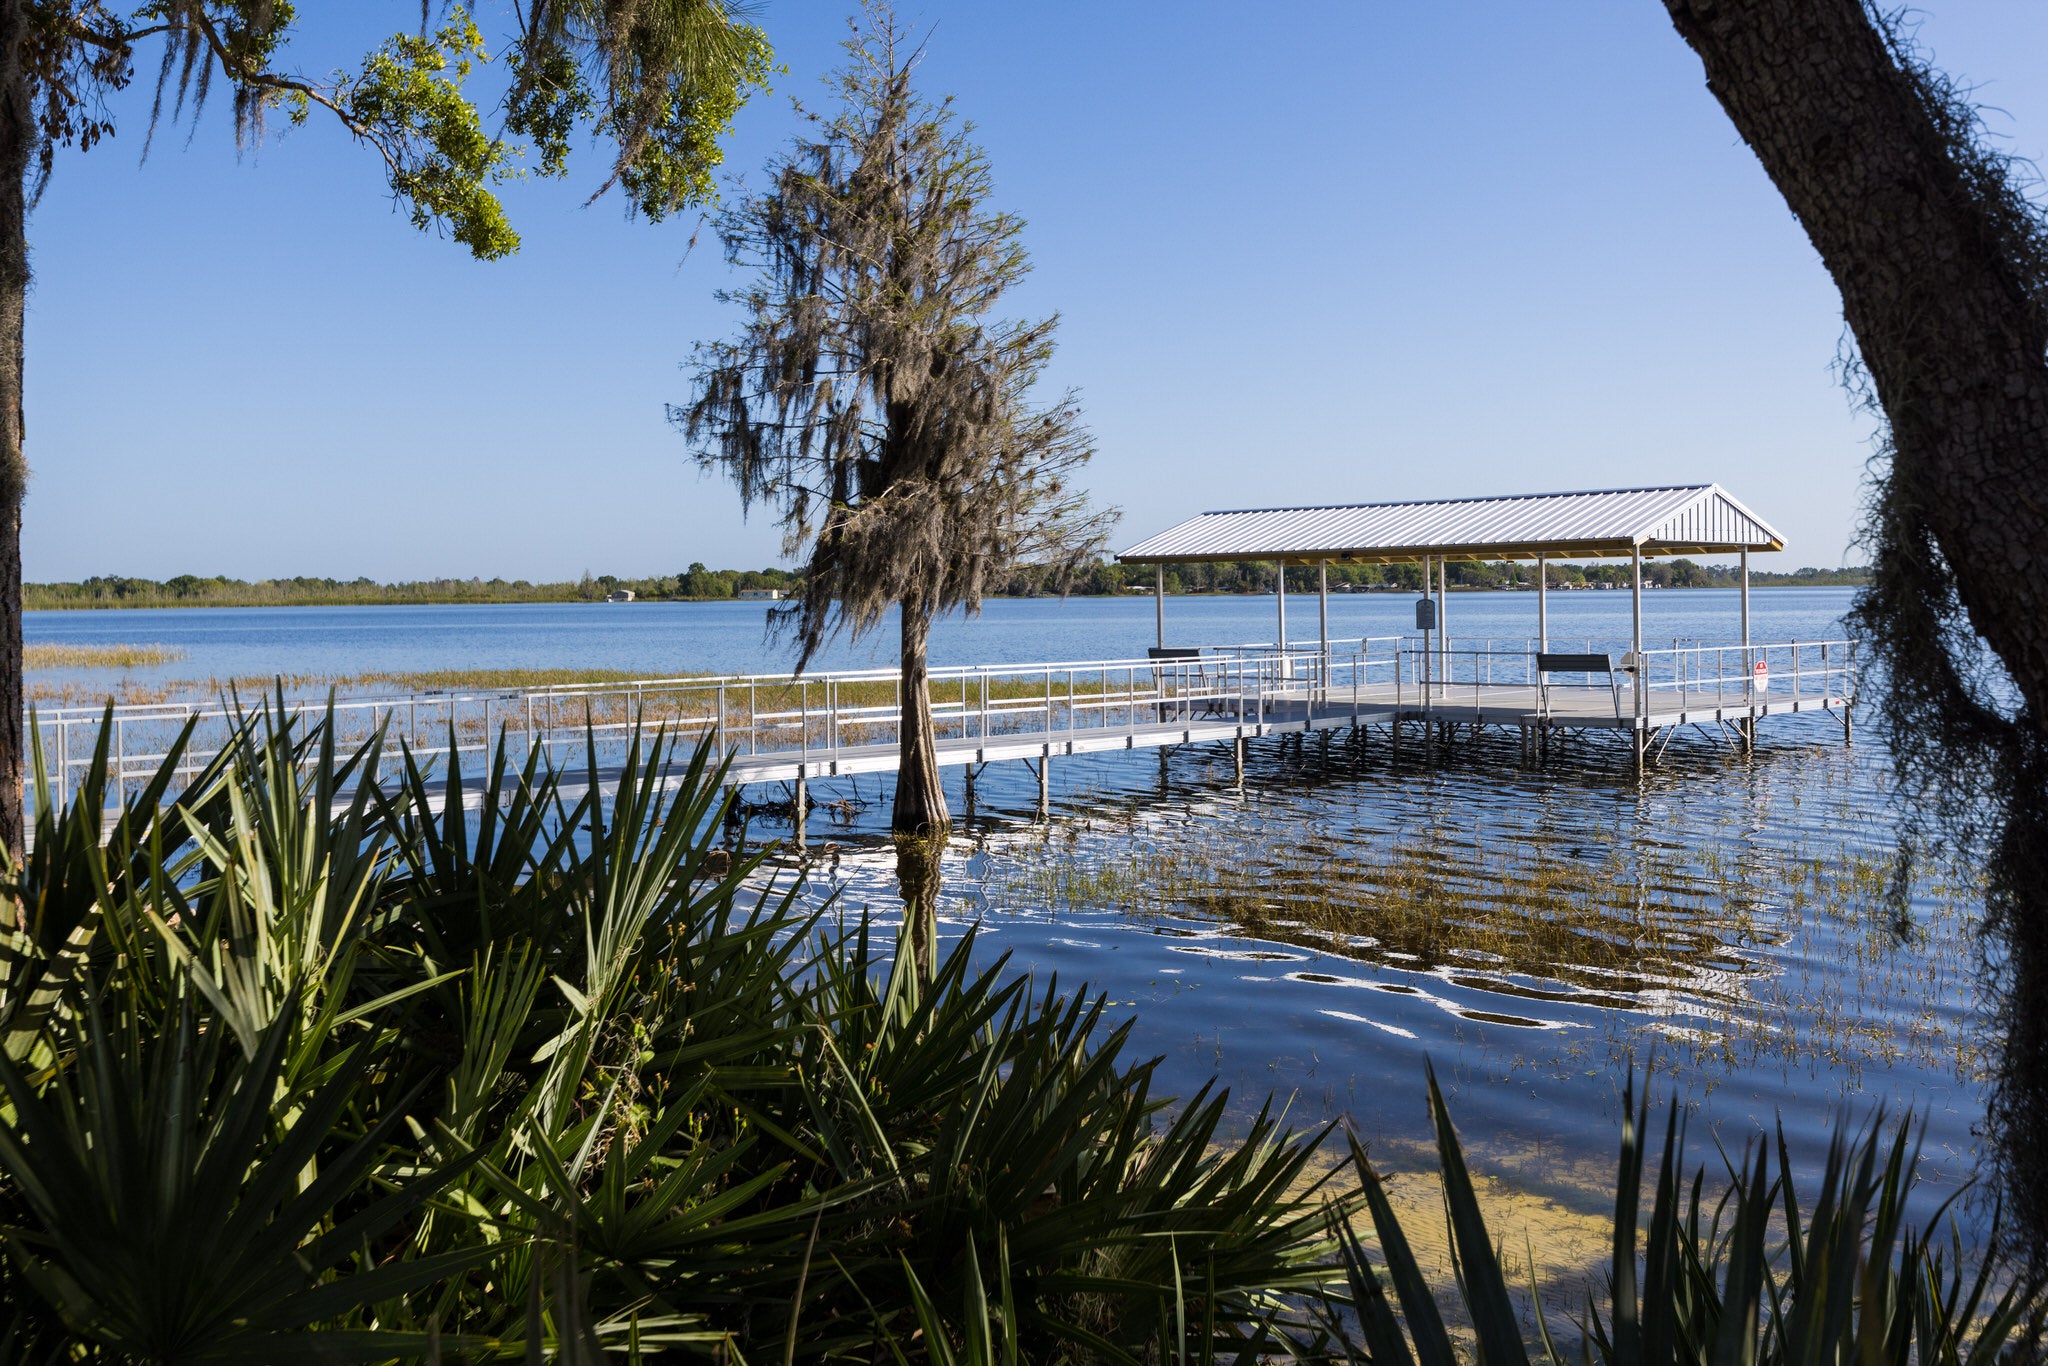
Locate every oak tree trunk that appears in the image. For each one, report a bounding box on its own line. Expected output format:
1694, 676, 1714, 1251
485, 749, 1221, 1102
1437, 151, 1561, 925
1661, 0, 2048, 1257
1662, 0, 2048, 726
891, 599, 950, 838
0, 0, 29, 866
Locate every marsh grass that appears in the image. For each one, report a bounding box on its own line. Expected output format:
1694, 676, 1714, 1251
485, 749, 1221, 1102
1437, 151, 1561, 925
997, 824, 1788, 995
22, 642, 184, 670
340, 665, 706, 690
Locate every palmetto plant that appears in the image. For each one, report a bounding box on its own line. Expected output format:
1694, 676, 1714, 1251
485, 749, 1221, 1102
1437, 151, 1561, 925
0, 704, 1347, 1362
1324, 1064, 2036, 1366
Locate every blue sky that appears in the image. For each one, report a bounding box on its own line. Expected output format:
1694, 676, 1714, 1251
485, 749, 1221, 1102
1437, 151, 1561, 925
26, 3, 2048, 581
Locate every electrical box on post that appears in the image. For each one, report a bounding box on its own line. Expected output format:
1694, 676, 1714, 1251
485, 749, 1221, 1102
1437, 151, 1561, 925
1414, 598, 1438, 630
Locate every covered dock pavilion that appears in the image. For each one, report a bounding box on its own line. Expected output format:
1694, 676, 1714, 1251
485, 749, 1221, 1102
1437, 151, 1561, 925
22, 490, 1852, 844
1117, 483, 1854, 764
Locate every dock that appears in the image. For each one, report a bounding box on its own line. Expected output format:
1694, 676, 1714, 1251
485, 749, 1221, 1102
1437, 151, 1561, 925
27, 633, 1853, 835
21, 484, 1856, 839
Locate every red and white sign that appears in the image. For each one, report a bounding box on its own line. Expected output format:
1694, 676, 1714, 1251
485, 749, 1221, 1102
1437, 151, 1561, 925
1753, 659, 1769, 692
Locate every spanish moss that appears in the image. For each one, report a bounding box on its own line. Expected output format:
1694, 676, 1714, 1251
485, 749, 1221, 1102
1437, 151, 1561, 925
675, 2, 1113, 837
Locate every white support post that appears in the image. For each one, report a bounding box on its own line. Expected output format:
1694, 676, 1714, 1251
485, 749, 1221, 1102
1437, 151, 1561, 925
1421, 554, 1433, 700
1318, 559, 1330, 694
1631, 545, 1644, 720
1436, 557, 1448, 689
1631, 546, 1644, 656
1155, 562, 1165, 649
1740, 547, 1751, 664
1741, 546, 1753, 728
1276, 560, 1288, 653
1536, 554, 1547, 650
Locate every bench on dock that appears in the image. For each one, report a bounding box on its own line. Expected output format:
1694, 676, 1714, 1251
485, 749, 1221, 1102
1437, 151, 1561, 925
1149, 647, 1233, 720
1536, 651, 1626, 721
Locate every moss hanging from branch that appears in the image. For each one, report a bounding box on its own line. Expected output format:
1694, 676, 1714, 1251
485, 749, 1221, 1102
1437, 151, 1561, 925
1825, 9, 2048, 1263
675, 2, 1114, 836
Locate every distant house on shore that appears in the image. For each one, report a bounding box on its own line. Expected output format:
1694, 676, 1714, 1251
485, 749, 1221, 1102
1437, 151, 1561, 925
605, 589, 636, 603
738, 588, 783, 601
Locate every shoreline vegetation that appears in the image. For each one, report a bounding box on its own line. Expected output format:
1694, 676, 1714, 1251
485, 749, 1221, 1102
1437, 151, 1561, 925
25, 559, 1872, 611
0, 712, 2027, 1358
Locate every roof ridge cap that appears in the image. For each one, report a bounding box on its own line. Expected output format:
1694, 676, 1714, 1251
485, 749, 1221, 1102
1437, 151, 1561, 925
1202, 484, 1712, 516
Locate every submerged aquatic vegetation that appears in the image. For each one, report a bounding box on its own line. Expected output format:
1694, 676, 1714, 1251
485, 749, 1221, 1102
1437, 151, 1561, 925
987, 763, 1986, 1092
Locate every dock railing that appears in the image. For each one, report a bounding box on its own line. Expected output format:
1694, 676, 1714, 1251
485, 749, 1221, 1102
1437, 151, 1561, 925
1630, 640, 1856, 719
24, 645, 1403, 816
1391, 637, 1856, 721
23, 636, 1849, 816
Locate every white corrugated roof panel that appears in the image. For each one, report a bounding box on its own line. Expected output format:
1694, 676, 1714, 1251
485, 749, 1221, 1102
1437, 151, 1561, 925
1116, 484, 1783, 564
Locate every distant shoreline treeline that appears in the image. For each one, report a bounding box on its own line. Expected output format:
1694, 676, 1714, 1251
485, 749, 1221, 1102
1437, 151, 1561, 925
25, 558, 1870, 610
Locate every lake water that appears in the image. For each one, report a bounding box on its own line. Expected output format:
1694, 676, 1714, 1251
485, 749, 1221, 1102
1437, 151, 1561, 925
25, 585, 1838, 684
24, 589, 1993, 1255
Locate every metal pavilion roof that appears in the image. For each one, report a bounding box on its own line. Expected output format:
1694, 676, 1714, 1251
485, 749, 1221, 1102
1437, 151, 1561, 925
1115, 483, 1784, 566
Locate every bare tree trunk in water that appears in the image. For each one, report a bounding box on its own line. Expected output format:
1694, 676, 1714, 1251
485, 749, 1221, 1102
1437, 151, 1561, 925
0, 0, 29, 870
891, 599, 949, 979
1661, 0, 2048, 1261
894, 831, 944, 980
892, 600, 950, 838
